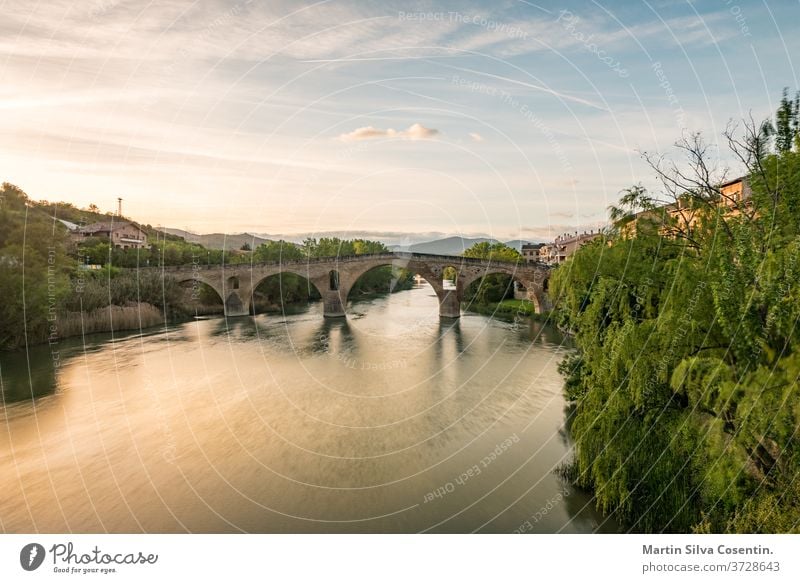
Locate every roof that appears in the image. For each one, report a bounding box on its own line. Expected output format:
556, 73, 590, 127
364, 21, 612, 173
719, 175, 747, 189
80, 221, 144, 234
58, 219, 79, 231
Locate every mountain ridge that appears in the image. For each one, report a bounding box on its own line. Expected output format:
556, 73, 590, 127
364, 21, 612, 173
163, 228, 537, 254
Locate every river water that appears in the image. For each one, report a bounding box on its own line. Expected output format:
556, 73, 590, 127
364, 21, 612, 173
0, 283, 616, 533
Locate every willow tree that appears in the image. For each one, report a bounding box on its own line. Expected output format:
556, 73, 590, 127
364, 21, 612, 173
552, 109, 800, 532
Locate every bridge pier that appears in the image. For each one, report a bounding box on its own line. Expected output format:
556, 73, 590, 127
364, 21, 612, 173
530, 291, 551, 313
224, 290, 250, 317
520, 276, 549, 314
438, 290, 461, 318
322, 290, 346, 318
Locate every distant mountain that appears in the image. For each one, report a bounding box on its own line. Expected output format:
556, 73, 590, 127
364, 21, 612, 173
387, 236, 541, 255
163, 228, 276, 250
503, 239, 537, 251
390, 236, 499, 255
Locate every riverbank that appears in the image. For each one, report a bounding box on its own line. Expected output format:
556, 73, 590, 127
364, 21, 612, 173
463, 298, 547, 321
20, 303, 170, 348
8, 302, 223, 351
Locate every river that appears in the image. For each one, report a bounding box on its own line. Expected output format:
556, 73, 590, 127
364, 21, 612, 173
0, 283, 616, 533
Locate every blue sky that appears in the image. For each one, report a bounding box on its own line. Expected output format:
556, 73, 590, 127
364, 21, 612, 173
2, 0, 798, 243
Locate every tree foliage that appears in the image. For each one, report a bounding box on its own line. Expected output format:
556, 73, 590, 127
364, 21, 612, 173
463, 241, 522, 262
0, 183, 73, 349
551, 101, 800, 532
763, 87, 800, 153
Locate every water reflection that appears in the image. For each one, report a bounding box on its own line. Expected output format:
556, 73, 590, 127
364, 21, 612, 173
0, 344, 59, 403
0, 283, 616, 533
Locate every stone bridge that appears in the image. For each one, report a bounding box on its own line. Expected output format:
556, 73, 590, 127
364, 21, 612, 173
154, 252, 551, 318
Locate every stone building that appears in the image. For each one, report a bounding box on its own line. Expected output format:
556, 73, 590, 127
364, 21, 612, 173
75, 221, 148, 249
538, 231, 601, 265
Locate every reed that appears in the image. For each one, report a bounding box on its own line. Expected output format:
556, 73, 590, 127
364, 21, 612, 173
56, 303, 166, 338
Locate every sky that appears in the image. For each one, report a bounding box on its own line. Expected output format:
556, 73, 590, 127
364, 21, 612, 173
2, 0, 799, 243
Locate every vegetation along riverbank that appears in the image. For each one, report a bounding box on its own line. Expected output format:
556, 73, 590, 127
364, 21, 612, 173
550, 90, 800, 533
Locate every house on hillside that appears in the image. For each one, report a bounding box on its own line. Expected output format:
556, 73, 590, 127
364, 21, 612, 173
74, 221, 148, 249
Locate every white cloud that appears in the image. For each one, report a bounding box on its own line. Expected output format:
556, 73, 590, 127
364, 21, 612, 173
469, 132, 484, 142
339, 123, 439, 141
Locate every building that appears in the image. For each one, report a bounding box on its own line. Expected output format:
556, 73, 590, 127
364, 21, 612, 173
719, 176, 752, 207
75, 221, 148, 249
621, 176, 751, 239
520, 243, 543, 263
667, 176, 752, 229
538, 230, 601, 265
538, 243, 561, 264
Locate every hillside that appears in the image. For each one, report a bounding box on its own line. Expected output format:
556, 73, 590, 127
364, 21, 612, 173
163, 228, 276, 250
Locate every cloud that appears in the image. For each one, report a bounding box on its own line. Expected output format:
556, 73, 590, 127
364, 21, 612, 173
469, 132, 484, 142
339, 123, 439, 141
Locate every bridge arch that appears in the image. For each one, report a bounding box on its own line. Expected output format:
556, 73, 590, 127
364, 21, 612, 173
175, 273, 223, 299
175, 274, 225, 314
250, 270, 323, 315
341, 260, 459, 319
345, 263, 416, 297
172, 271, 252, 317
459, 267, 547, 315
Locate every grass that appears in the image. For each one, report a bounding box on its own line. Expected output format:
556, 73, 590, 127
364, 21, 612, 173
463, 298, 544, 320
494, 299, 535, 315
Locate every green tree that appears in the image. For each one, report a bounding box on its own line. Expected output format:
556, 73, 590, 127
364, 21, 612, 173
252, 240, 304, 262
764, 87, 800, 153
162, 244, 181, 266
552, 110, 800, 532
0, 183, 74, 349
463, 241, 522, 262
